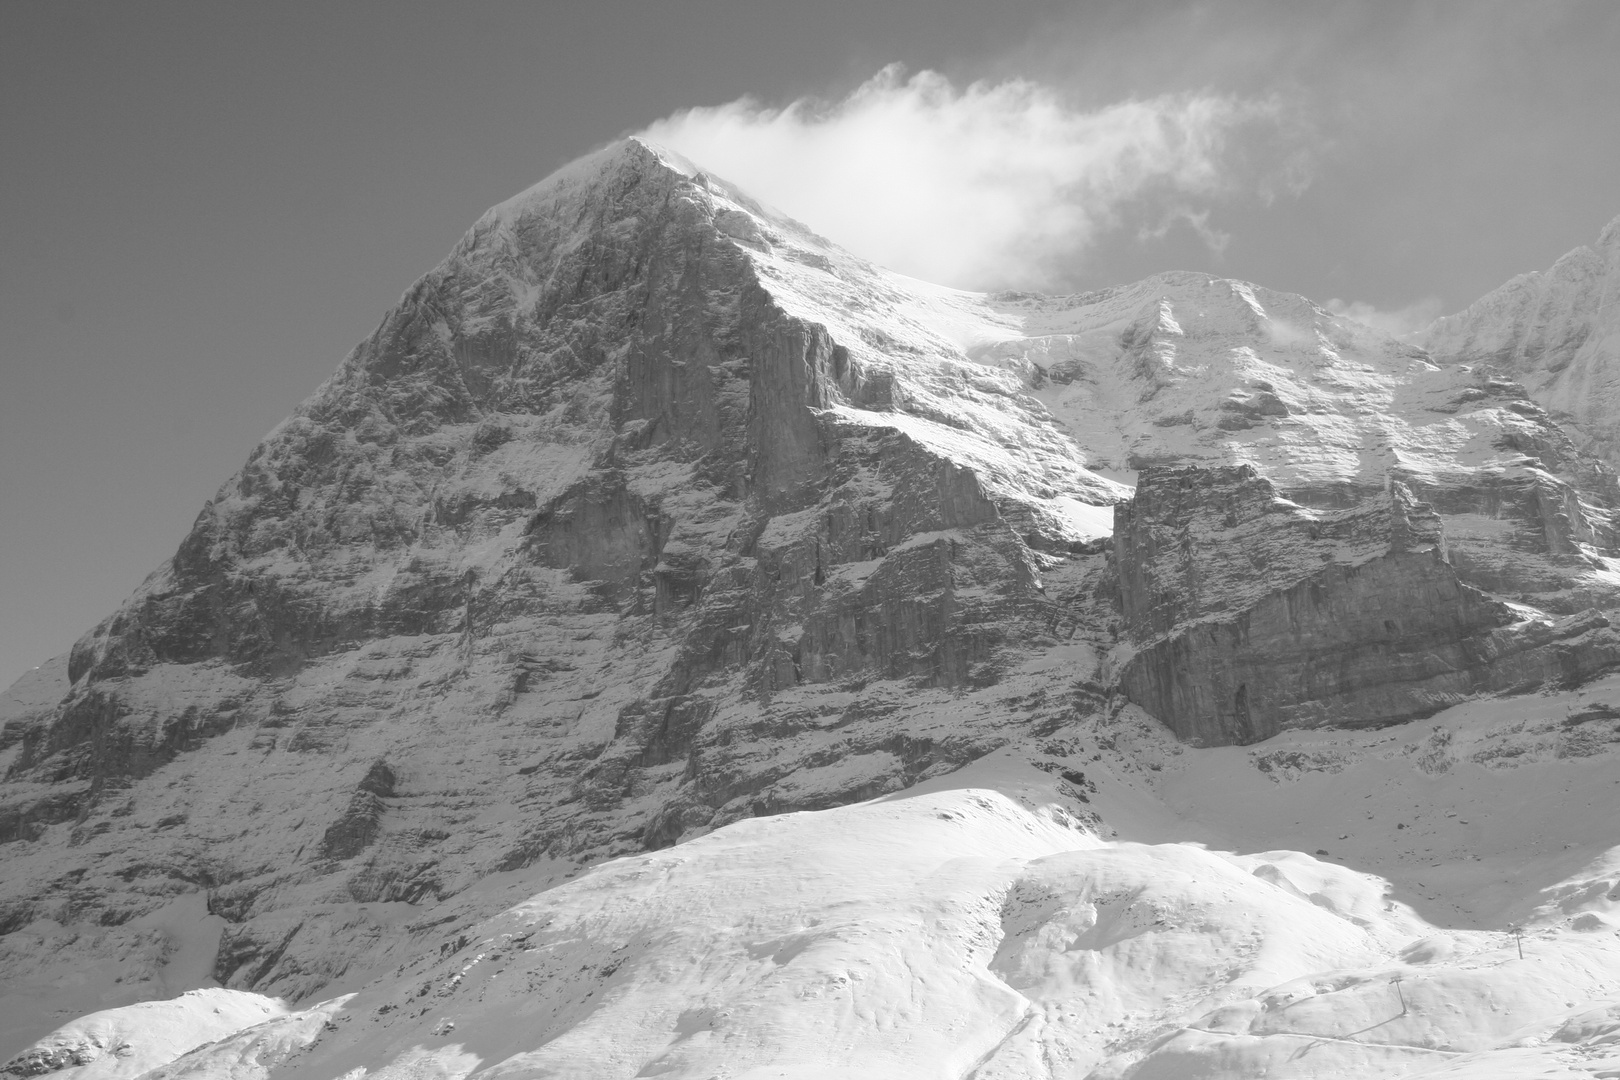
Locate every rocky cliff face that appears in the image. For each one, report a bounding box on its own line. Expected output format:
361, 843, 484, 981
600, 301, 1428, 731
0, 140, 1120, 1016
1114, 466, 1620, 745
4, 138, 1620, 1046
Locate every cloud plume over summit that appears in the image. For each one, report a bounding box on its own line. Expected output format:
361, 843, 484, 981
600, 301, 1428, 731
641, 65, 1313, 290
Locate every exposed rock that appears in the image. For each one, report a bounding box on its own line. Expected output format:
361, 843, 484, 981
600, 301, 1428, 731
1115, 466, 1620, 744
318, 761, 396, 861
1113, 465, 1446, 641
0, 140, 1115, 1013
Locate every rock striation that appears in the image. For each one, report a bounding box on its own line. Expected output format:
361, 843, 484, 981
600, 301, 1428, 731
1115, 465, 1620, 745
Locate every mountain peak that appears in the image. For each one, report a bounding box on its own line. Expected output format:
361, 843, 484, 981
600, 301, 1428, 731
482, 136, 699, 228
1599, 210, 1620, 251
1419, 208, 1620, 457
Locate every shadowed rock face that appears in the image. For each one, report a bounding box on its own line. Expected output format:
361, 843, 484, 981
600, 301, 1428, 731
0, 140, 1098, 1005
1116, 466, 1620, 745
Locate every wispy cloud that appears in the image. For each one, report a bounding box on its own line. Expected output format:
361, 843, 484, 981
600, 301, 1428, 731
640, 65, 1314, 290
1137, 206, 1232, 257
1326, 297, 1444, 337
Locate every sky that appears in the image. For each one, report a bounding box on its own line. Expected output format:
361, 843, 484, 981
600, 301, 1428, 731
3, 0, 1620, 691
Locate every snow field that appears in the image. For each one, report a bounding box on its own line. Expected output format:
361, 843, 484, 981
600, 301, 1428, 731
9, 683, 1620, 1079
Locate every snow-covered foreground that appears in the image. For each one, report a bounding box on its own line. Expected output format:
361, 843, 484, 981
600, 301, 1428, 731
0, 989, 289, 1080
10, 683, 1620, 1080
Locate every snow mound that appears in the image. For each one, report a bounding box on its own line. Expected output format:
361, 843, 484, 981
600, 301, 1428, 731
135, 995, 352, 1080
133, 741, 1616, 1080
0, 988, 285, 1080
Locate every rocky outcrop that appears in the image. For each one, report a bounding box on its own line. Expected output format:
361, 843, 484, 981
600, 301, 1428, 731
1115, 466, 1620, 744
318, 761, 396, 861
1113, 465, 1447, 641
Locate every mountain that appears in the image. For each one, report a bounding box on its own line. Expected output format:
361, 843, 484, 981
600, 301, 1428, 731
1421, 214, 1620, 460
3, 139, 1619, 1078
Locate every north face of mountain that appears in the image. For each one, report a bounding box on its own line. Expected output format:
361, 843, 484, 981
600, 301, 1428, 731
4, 139, 1620, 1059
0, 138, 1127, 1024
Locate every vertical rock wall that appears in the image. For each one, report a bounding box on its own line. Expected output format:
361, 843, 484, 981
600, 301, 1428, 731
1116, 467, 1620, 745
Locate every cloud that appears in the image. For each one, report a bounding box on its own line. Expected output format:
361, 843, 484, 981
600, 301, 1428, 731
1325, 297, 1444, 337
639, 65, 1314, 290
1137, 206, 1232, 257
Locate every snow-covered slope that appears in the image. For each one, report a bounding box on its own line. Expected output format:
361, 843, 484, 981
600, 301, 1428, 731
2, 988, 287, 1080
18, 681, 1618, 1079
1421, 215, 1620, 461
3, 139, 1620, 1074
